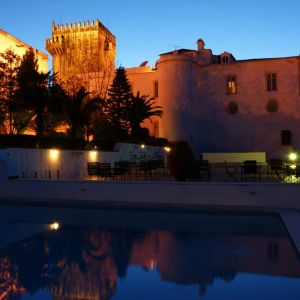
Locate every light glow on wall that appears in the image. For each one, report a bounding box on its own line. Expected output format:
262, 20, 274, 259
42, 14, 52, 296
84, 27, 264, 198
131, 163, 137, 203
49, 149, 59, 161
164, 146, 171, 153
49, 222, 60, 231
89, 150, 98, 161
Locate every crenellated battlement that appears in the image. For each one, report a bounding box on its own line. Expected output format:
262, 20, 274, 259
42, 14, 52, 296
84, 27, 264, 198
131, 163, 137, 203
51, 19, 115, 43
45, 18, 116, 92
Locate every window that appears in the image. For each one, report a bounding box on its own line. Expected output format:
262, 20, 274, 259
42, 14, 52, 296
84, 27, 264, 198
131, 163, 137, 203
266, 99, 279, 113
153, 81, 158, 98
223, 56, 228, 63
129, 81, 134, 92
281, 130, 292, 146
153, 121, 159, 137
227, 76, 237, 94
226, 101, 238, 114
266, 73, 277, 91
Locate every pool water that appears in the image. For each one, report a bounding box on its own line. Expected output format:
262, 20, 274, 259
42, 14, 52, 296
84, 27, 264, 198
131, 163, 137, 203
0, 205, 299, 300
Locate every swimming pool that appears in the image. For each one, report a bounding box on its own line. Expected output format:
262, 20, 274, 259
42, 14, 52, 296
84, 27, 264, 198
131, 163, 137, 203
0, 205, 299, 300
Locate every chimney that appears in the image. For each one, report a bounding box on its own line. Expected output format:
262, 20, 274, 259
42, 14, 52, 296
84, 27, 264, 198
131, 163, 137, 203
197, 39, 205, 51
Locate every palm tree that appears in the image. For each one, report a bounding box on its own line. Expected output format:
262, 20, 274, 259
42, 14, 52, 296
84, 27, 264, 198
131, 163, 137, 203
63, 87, 101, 140
126, 92, 163, 139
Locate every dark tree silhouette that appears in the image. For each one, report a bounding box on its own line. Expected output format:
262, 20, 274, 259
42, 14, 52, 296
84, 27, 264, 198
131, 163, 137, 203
63, 86, 102, 140
0, 49, 22, 133
16, 48, 50, 136
105, 66, 132, 138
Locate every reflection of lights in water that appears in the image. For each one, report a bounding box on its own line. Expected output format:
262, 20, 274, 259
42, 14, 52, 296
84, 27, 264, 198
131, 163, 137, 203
49, 222, 60, 231
150, 259, 156, 270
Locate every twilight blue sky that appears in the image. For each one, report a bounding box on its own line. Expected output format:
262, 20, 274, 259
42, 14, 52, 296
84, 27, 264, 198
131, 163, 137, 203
1, 0, 300, 69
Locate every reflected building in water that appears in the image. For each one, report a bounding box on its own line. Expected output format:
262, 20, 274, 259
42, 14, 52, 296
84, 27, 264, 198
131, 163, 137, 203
0, 217, 300, 299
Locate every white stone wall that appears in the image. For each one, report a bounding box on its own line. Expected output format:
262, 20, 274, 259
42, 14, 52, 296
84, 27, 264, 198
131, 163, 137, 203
3, 143, 166, 179
128, 46, 300, 155
0, 29, 48, 73
6, 148, 119, 179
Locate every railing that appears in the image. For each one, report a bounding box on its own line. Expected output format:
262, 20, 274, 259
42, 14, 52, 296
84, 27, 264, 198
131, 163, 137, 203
86, 161, 300, 183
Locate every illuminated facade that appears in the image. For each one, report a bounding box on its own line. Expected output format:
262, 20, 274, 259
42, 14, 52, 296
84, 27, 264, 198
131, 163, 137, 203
127, 40, 300, 153
0, 28, 48, 73
46, 20, 116, 97
44, 19, 300, 153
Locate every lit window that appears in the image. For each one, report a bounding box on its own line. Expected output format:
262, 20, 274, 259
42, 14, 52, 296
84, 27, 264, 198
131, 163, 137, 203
266, 73, 277, 91
227, 76, 237, 94
154, 81, 158, 98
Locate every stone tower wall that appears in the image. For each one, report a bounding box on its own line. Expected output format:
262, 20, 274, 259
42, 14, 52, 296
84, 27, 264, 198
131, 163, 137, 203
46, 19, 116, 95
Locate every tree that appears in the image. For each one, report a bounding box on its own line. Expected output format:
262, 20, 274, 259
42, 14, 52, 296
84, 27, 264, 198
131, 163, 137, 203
105, 66, 132, 138
0, 49, 21, 133
62, 86, 102, 140
126, 92, 163, 139
16, 48, 50, 136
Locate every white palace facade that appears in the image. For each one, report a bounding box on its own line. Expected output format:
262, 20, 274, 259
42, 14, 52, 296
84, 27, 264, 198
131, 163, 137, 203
126, 39, 300, 154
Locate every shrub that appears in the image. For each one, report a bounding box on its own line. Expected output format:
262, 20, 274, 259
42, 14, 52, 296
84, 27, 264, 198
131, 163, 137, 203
167, 141, 195, 181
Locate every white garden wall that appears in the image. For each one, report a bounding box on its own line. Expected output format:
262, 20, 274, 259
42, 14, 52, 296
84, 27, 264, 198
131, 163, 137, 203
1, 143, 166, 179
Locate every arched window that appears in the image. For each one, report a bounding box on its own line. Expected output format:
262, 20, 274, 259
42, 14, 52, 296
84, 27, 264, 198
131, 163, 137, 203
266, 99, 279, 113
226, 101, 238, 114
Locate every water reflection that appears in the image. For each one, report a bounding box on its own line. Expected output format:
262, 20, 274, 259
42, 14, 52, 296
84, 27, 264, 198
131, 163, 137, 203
0, 213, 300, 299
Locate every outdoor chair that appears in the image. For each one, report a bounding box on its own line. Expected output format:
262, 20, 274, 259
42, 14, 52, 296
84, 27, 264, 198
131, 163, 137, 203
192, 160, 211, 181
98, 163, 113, 179
87, 162, 99, 179
113, 161, 130, 179
268, 159, 285, 181
224, 161, 238, 181
241, 160, 259, 181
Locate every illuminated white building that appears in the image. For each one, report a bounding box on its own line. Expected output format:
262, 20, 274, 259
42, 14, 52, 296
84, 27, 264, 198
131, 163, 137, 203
126, 39, 300, 153
0, 28, 48, 73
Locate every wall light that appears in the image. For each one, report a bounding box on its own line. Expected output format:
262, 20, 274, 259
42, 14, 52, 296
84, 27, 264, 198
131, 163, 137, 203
49, 149, 59, 161
289, 152, 297, 161
141, 144, 146, 149
164, 146, 171, 153
89, 150, 98, 161
49, 222, 60, 231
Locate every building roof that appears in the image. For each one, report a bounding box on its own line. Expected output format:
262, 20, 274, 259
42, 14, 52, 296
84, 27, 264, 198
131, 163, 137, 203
160, 49, 197, 56
159, 45, 300, 65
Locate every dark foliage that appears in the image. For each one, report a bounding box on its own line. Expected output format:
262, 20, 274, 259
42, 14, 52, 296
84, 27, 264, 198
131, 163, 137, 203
167, 141, 195, 181
105, 66, 132, 137
126, 92, 163, 139
0, 134, 86, 149
16, 48, 51, 136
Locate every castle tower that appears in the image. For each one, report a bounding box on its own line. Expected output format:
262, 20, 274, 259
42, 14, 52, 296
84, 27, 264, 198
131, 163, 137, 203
46, 19, 116, 95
